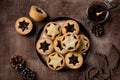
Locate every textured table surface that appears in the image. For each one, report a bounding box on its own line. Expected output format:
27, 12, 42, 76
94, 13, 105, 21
0, 0, 120, 80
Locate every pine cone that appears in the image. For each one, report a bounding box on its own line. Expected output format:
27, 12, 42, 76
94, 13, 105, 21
22, 68, 36, 80
91, 24, 104, 37
10, 56, 26, 71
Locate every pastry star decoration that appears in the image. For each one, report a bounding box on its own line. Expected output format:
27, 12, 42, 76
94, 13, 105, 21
46, 23, 60, 38
39, 41, 50, 52
49, 54, 63, 69
69, 55, 79, 65
65, 23, 75, 33
63, 35, 77, 48
19, 20, 29, 32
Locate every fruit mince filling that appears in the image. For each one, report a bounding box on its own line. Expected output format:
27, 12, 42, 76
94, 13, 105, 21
39, 41, 50, 52
57, 41, 63, 50
65, 23, 75, 33
69, 55, 79, 65
19, 20, 29, 32
36, 8, 43, 14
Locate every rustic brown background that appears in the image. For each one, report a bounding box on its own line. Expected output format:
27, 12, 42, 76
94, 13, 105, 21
0, 0, 120, 80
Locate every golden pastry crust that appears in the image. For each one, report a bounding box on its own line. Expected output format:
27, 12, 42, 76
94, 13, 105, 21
29, 5, 47, 21
79, 35, 90, 53
36, 38, 53, 55
53, 36, 67, 54
61, 20, 80, 34
44, 22, 61, 40
65, 51, 83, 69
15, 17, 33, 35
61, 33, 80, 51
47, 52, 65, 70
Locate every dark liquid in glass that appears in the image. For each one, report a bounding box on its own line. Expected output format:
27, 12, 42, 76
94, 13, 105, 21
88, 3, 107, 22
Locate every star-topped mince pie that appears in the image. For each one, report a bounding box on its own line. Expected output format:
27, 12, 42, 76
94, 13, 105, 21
15, 17, 33, 35
62, 33, 80, 51
65, 51, 83, 69
36, 38, 53, 55
29, 5, 47, 21
44, 22, 61, 40
47, 52, 65, 70
78, 35, 90, 54
61, 20, 80, 34
53, 36, 67, 54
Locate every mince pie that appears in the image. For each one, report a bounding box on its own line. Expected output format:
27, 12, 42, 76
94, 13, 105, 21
44, 22, 61, 40
47, 52, 65, 70
79, 35, 90, 53
36, 38, 53, 55
29, 5, 47, 21
62, 33, 80, 51
53, 36, 67, 54
65, 51, 83, 69
61, 20, 80, 34
15, 17, 33, 35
